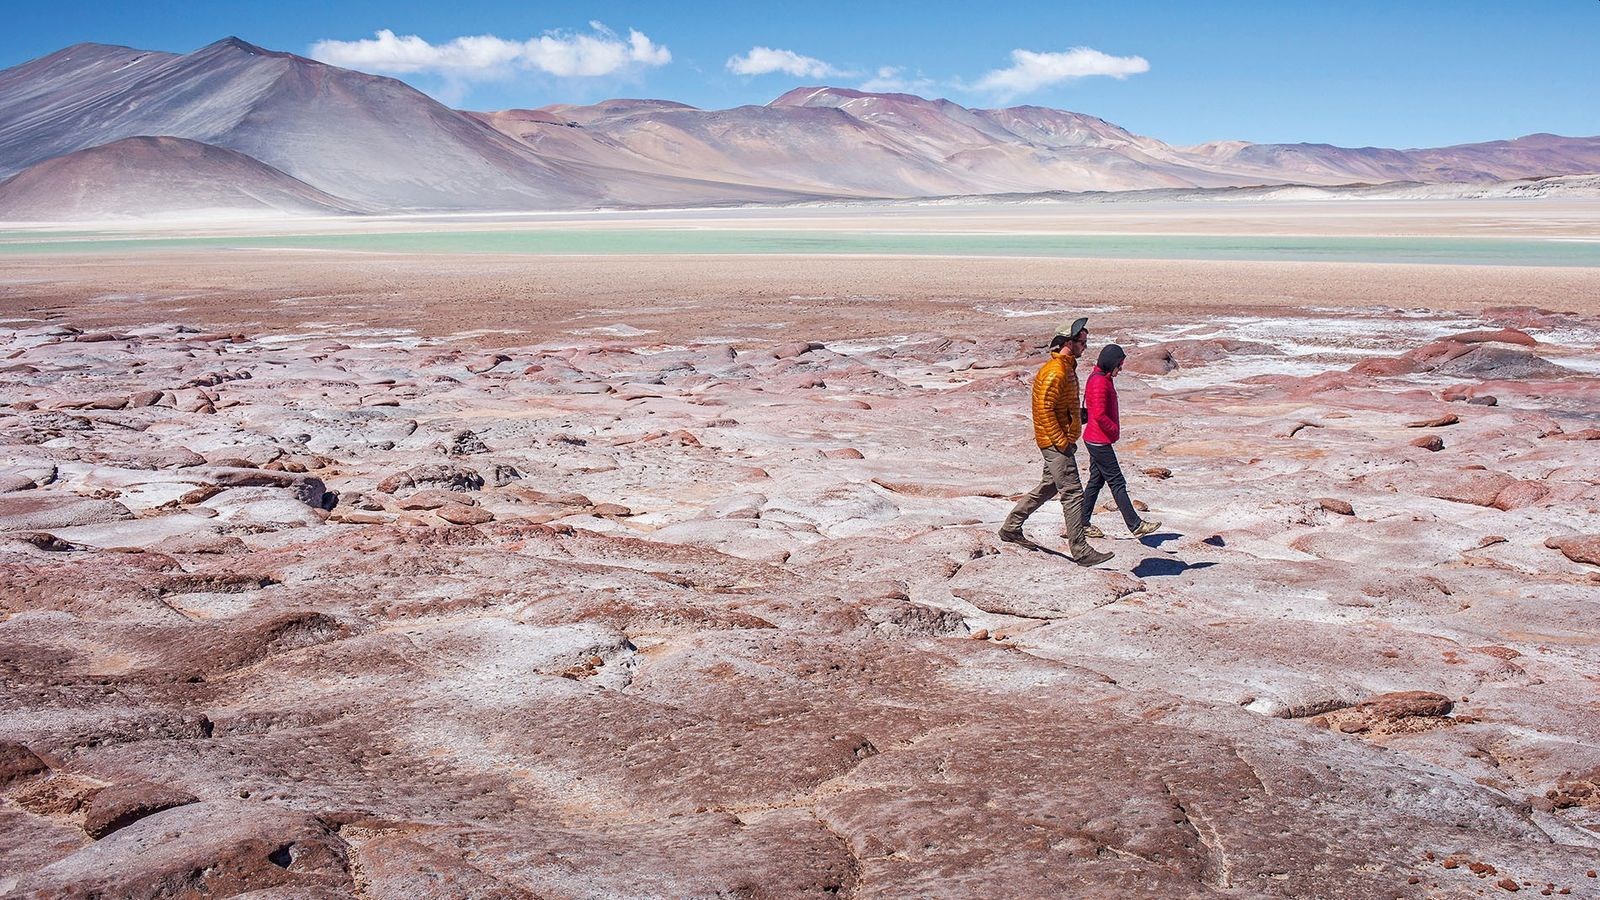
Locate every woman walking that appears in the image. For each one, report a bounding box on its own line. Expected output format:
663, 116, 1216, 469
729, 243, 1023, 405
1080, 344, 1161, 539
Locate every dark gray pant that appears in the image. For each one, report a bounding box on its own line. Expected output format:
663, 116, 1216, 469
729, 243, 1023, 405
1083, 441, 1142, 532
1003, 445, 1090, 555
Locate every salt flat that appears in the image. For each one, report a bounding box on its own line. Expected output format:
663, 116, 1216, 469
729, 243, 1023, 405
1, 201, 1598, 897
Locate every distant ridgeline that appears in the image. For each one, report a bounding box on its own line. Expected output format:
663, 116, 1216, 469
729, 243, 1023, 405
1, 37, 1598, 218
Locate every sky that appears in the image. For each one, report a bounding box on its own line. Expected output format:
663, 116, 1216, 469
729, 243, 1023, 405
4, 0, 1596, 148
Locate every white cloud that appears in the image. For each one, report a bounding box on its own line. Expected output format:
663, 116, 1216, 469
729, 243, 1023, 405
726, 46, 838, 78
974, 47, 1149, 97
309, 24, 670, 80
858, 66, 938, 94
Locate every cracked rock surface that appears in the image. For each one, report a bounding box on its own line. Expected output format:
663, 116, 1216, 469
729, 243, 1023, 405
2, 297, 1599, 898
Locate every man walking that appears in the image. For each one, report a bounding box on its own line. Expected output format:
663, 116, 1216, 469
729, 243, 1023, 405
1081, 343, 1161, 540
998, 318, 1115, 567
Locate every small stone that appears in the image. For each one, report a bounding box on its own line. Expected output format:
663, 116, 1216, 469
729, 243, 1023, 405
1497, 878, 1519, 892
970, 629, 989, 641
1317, 498, 1355, 516
1142, 467, 1172, 479
1411, 435, 1445, 452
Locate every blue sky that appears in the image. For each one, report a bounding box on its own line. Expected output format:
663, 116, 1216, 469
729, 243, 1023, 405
4, 1, 1596, 148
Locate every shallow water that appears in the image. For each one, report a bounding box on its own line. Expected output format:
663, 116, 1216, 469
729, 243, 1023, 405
3, 228, 1600, 266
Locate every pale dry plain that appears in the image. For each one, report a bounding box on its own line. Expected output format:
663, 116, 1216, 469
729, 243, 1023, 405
2, 200, 1600, 899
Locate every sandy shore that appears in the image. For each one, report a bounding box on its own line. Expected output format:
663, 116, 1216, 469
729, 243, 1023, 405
5, 252, 1600, 344
6, 196, 1600, 237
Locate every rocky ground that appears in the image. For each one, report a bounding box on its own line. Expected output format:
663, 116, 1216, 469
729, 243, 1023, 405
2, 280, 1599, 897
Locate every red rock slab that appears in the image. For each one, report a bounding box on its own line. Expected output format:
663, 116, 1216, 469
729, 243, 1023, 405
813, 707, 1583, 897
501, 486, 592, 507
11, 801, 354, 898
376, 463, 484, 494
0, 805, 86, 884
0, 740, 49, 787
1545, 534, 1600, 567
395, 489, 475, 511
948, 552, 1144, 619
1416, 470, 1518, 507
169, 611, 354, 679
1123, 345, 1176, 375
1351, 338, 1474, 376
870, 477, 1005, 499
1356, 690, 1454, 720
1445, 328, 1539, 347
1406, 413, 1460, 428
345, 831, 534, 900
83, 780, 199, 839
1493, 481, 1550, 511
436, 503, 494, 525
1554, 428, 1600, 441
1433, 345, 1568, 378
362, 810, 856, 899
0, 495, 134, 532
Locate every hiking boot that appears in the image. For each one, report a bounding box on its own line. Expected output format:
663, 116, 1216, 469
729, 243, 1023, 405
1073, 546, 1115, 567
998, 527, 1029, 545
1082, 524, 1105, 539
1131, 519, 1161, 538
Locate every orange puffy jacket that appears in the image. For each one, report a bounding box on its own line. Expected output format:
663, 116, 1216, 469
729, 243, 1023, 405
1031, 352, 1082, 450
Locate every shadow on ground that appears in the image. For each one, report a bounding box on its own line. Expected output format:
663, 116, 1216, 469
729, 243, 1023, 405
1132, 557, 1219, 578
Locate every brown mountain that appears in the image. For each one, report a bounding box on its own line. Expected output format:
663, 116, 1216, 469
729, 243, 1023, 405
1, 39, 1596, 217
0, 136, 359, 219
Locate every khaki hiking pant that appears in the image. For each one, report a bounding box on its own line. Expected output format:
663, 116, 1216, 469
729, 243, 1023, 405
1003, 444, 1091, 556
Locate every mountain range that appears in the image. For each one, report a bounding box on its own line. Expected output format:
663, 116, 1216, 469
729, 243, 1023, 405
2, 37, 1598, 219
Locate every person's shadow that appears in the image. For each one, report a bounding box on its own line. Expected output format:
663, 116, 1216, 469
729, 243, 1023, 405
1138, 532, 1183, 549
1013, 531, 1216, 578
1124, 531, 1220, 578
1132, 557, 1218, 578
